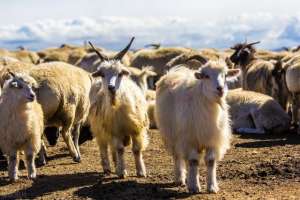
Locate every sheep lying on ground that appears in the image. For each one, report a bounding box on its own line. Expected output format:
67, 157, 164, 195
88, 38, 149, 178
227, 89, 290, 134
230, 42, 289, 109
0, 72, 44, 181
155, 61, 240, 193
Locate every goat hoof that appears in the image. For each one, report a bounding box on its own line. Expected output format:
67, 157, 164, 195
188, 186, 201, 194
103, 169, 111, 175
117, 170, 127, 179
10, 177, 19, 183
137, 172, 147, 178
36, 159, 47, 167
28, 174, 37, 180
207, 184, 219, 194
174, 180, 186, 187
73, 156, 81, 163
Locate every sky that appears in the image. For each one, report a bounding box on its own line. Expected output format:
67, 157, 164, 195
0, 0, 300, 50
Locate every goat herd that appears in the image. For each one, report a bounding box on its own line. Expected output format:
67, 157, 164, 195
0, 37, 298, 194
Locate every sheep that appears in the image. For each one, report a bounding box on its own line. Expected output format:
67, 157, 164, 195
155, 61, 240, 193
37, 44, 91, 65
130, 47, 196, 75
88, 37, 149, 178
130, 47, 208, 89
0, 59, 35, 87
230, 41, 289, 110
28, 62, 93, 162
165, 53, 208, 70
0, 72, 44, 181
128, 66, 157, 94
227, 89, 290, 134
285, 59, 300, 133
0, 48, 40, 64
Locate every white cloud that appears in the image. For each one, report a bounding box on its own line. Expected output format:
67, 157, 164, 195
0, 14, 300, 50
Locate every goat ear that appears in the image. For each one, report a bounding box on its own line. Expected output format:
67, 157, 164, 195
92, 68, 105, 77
10, 81, 18, 88
121, 68, 130, 76
194, 71, 209, 79
226, 69, 241, 82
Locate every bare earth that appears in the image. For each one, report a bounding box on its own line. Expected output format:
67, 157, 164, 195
0, 130, 299, 200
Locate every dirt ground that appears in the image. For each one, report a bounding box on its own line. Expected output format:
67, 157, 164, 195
0, 130, 299, 200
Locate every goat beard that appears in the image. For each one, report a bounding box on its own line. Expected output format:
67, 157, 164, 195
110, 92, 116, 106
217, 98, 226, 110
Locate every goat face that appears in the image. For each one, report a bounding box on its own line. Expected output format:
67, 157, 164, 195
92, 60, 130, 95
195, 62, 240, 101
230, 42, 259, 66
4, 73, 38, 103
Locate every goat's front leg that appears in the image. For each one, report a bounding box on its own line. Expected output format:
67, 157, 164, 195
205, 148, 219, 193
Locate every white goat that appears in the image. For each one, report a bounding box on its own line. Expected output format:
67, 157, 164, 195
155, 61, 240, 193
88, 38, 149, 178
227, 89, 290, 134
0, 72, 44, 181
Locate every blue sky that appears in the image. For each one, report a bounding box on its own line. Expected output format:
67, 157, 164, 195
0, 0, 300, 50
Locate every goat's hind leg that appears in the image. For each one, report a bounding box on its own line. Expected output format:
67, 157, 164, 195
173, 153, 186, 186
132, 134, 147, 177
113, 137, 127, 178
236, 109, 265, 134
8, 151, 19, 182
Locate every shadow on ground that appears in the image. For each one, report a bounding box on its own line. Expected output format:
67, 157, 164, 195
74, 178, 193, 200
0, 172, 99, 199
0, 172, 195, 200
235, 132, 300, 148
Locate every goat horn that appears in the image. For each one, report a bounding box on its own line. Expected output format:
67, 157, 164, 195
7, 70, 16, 78
88, 41, 108, 61
144, 43, 161, 49
114, 37, 135, 60
186, 55, 208, 64
247, 41, 260, 46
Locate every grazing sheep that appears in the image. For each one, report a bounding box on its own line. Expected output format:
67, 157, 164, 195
29, 62, 93, 162
88, 38, 149, 178
227, 89, 290, 134
155, 61, 240, 193
230, 41, 289, 109
0, 72, 43, 181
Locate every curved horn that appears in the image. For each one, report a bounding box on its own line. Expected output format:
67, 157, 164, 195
247, 41, 260, 47
186, 55, 208, 64
114, 37, 135, 60
145, 43, 161, 49
88, 41, 108, 61
7, 70, 16, 78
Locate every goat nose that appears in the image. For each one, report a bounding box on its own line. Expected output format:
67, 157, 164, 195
108, 85, 116, 93
217, 86, 223, 92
